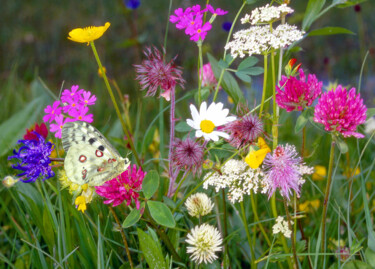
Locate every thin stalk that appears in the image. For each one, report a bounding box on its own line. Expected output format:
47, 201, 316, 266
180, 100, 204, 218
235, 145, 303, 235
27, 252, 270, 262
321, 137, 336, 253
301, 126, 306, 157
222, 189, 229, 266
163, 0, 173, 54
50, 158, 64, 162
108, 207, 134, 269
250, 191, 271, 246
259, 54, 268, 118
90, 41, 141, 167
283, 198, 299, 268
271, 49, 278, 149
197, 41, 203, 105
172, 170, 189, 202
240, 201, 256, 268
167, 88, 176, 197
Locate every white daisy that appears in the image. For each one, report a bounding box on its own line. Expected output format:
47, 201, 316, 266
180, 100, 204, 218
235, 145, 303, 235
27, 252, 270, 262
187, 101, 236, 141
186, 224, 223, 264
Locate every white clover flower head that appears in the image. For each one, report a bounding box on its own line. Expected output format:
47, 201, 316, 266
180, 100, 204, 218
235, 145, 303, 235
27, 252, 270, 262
250, 4, 294, 25
203, 159, 267, 203
364, 117, 375, 134
186, 223, 223, 264
185, 193, 214, 218
272, 216, 293, 238
187, 101, 236, 141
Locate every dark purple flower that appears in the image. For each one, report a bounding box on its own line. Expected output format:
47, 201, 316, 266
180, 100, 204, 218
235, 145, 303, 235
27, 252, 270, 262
224, 114, 263, 148
171, 138, 204, 175
134, 47, 185, 100
124, 0, 140, 9
222, 21, 232, 32
8, 133, 55, 183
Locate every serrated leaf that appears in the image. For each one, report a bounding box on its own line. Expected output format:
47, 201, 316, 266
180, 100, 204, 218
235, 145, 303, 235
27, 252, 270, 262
335, 136, 348, 154
225, 54, 234, 65
295, 110, 309, 133
308, 27, 355, 36
143, 170, 159, 199
137, 228, 167, 269
235, 72, 252, 83
147, 201, 176, 228
237, 57, 259, 70
122, 206, 143, 228
175, 121, 191, 132
366, 108, 375, 120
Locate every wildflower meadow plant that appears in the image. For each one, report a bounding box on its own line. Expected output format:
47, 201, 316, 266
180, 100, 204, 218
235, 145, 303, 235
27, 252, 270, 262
3, 1, 375, 269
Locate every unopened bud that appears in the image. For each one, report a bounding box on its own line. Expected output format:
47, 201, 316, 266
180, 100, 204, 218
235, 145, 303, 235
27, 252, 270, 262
3, 176, 19, 188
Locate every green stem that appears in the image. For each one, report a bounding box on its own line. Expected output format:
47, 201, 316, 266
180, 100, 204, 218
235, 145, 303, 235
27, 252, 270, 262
222, 189, 229, 266
283, 198, 299, 268
197, 41, 203, 105
173, 170, 189, 202
240, 201, 256, 268
259, 54, 268, 118
250, 191, 271, 246
321, 137, 336, 253
271, 49, 278, 149
90, 41, 142, 167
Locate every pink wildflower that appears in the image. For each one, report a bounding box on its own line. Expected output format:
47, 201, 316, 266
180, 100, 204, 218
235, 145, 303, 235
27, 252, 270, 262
49, 114, 67, 138
190, 22, 212, 42
171, 138, 205, 175
80, 91, 97, 106
61, 85, 83, 103
43, 101, 62, 123
68, 106, 93, 123
95, 165, 145, 209
314, 86, 367, 138
276, 68, 322, 112
200, 63, 219, 89
206, 4, 228, 16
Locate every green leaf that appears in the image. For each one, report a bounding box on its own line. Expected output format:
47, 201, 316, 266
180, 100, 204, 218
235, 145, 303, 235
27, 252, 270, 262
245, 0, 257, 4
142, 125, 156, 154
143, 170, 160, 199
308, 27, 355, 36
365, 248, 375, 268
194, 87, 210, 104
334, 136, 348, 154
137, 228, 167, 269
366, 108, 375, 120
147, 201, 176, 228
207, 53, 245, 105
122, 205, 143, 228
302, 0, 326, 31
237, 56, 259, 70
218, 59, 229, 69
235, 72, 252, 83
295, 110, 309, 133
342, 260, 372, 269
240, 66, 264, 76
337, 0, 368, 8
175, 121, 191, 132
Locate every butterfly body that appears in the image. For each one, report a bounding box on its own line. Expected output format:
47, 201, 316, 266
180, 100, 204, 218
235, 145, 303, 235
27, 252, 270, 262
62, 121, 130, 186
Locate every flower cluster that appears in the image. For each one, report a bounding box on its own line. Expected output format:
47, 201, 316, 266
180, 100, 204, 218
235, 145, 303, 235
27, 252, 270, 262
263, 144, 313, 200
134, 47, 185, 101
276, 68, 323, 112
225, 24, 304, 58
314, 86, 367, 138
241, 4, 294, 25
203, 159, 267, 203
8, 133, 55, 183
171, 138, 204, 176
185, 193, 214, 218
170, 4, 227, 42
272, 216, 292, 238
186, 223, 222, 264
43, 85, 96, 138
95, 165, 145, 209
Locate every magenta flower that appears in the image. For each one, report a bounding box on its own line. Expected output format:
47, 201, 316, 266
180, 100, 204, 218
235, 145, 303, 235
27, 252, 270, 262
276, 68, 322, 112
224, 114, 263, 148
68, 106, 93, 123
134, 47, 185, 100
207, 4, 228, 16
190, 22, 212, 42
61, 85, 83, 103
95, 165, 145, 209
200, 63, 219, 89
80, 91, 97, 106
263, 144, 312, 200
314, 86, 367, 138
43, 101, 62, 122
49, 114, 68, 138
171, 138, 205, 175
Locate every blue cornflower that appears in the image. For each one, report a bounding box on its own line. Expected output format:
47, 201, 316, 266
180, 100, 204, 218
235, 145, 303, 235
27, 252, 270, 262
222, 21, 232, 32
124, 0, 140, 9
8, 133, 55, 183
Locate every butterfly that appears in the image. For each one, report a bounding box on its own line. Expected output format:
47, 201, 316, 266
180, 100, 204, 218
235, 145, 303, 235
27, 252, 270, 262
61, 121, 130, 186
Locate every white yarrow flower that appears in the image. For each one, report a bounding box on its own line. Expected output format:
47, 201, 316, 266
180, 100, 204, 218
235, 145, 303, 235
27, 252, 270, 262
186, 224, 223, 264
249, 4, 294, 25
187, 101, 236, 141
185, 193, 214, 218
272, 216, 293, 238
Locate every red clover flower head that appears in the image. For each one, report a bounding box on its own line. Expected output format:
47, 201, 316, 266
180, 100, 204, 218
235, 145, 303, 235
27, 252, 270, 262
134, 47, 185, 101
224, 114, 263, 148
314, 86, 367, 138
171, 138, 204, 175
263, 144, 312, 200
95, 165, 145, 209
8, 132, 55, 183
276, 68, 322, 112
24, 123, 48, 141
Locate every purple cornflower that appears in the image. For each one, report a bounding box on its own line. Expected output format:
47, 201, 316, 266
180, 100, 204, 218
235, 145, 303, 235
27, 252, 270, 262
263, 144, 312, 200
8, 133, 55, 183
124, 0, 140, 9
276, 68, 322, 112
43, 101, 62, 123
95, 165, 145, 209
314, 86, 367, 138
134, 47, 185, 100
171, 138, 205, 175
224, 114, 263, 148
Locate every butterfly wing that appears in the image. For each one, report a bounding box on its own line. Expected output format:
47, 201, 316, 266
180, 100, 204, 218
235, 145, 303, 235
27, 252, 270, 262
62, 121, 130, 186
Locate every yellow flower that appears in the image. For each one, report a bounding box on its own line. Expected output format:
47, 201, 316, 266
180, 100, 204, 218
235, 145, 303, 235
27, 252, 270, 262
58, 170, 80, 194
245, 138, 271, 169
312, 165, 326, 181
2, 176, 18, 188
75, 196, 87, 213
299, 199, 320, 213
98, 66, 107, 77
344, 167, 360, 178
68, 22, 110, 45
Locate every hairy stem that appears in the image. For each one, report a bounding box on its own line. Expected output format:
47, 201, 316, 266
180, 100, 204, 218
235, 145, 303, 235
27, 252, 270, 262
167, 88, 176, 197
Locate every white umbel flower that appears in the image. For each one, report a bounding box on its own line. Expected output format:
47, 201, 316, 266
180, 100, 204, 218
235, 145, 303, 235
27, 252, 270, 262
185, 193, 214, 218
187, 101, 236, 141
242, 4, 294, 25
272, 216, 293, 238
186, 224, 223, 264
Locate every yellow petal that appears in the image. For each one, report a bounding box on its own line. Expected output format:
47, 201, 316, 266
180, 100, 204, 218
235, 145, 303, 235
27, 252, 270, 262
68, 22, 110, 44
312, 165, 326, 181
75, 196, 87, 213
245, 148, 270, 169
257, 137, 271, 152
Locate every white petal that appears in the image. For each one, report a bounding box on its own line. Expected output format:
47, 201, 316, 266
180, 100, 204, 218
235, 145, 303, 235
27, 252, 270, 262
199, 102, 207, 119
208, 132, 219, 141
187, 119, 198, 129
225, 116, 237, 123
190, 104, 200, 122
213, 131, 230, 139
196, 130, 203, 138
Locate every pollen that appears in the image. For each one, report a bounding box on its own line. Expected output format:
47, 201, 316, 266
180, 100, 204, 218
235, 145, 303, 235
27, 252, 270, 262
200, 120, 215, 133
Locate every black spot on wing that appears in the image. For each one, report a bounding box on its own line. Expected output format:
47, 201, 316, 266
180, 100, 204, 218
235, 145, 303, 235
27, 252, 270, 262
88, 138, 97, 145
98, 145, 105, 151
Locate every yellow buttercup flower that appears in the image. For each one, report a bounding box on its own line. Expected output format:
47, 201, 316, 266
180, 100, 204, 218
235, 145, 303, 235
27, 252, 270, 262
245, 137, 271, 169
312, 165, 326, 181
68, 22, 110, 45
75, 196, 87, 213
299, 199, 320, 213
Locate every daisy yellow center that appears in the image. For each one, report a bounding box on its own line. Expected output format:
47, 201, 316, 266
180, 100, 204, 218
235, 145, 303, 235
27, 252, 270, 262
200, 120, 215, 133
